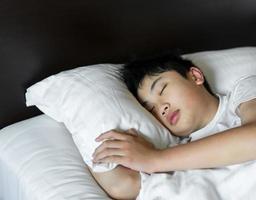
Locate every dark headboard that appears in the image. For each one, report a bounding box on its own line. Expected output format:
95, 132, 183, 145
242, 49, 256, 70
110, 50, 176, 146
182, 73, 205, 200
1, 0, 256, 128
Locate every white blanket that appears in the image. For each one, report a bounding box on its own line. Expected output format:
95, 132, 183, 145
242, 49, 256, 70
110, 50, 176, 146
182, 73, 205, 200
137, 161, 256, 200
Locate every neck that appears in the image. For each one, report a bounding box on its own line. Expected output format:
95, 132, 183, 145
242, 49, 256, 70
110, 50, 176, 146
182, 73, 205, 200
198, 91, 219, 130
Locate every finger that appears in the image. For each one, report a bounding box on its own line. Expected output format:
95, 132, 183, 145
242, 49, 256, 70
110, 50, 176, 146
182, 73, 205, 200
95, 130, 132, 142
93, 140, 125, 157
93, 148, 125, 162
126, 128, 138, 136
95, 155, 127, 166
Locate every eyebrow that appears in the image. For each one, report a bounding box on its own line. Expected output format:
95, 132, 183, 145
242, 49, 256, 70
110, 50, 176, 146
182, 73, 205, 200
150, 76, 162, 92
142, 76, 163, 107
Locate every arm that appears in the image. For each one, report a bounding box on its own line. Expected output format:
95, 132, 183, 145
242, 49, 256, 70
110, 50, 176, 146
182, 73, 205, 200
89, 165, 140, 200
154, 121, 256, 172
93, 99, 256, 173
154, 99, 256, 172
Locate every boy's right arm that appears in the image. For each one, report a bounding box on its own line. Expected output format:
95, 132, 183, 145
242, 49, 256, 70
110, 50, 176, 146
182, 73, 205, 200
88, 165, 141, 200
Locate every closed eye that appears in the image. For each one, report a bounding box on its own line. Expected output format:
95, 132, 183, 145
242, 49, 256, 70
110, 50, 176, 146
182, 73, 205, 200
149, 84, 167, 112
160, 84, 167, 95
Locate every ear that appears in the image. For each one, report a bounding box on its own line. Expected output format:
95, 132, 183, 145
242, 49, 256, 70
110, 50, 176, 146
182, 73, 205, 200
188, 67, 205, 85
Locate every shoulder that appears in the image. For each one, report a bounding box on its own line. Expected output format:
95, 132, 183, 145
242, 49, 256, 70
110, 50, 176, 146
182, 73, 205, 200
238, 99, 256, 124
230, 75, 256, 124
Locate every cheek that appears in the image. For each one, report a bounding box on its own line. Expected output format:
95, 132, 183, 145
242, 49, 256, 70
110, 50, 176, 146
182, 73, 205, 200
185, 92, 199, 108
170, 89, 201, 124
170, 87, 198, 108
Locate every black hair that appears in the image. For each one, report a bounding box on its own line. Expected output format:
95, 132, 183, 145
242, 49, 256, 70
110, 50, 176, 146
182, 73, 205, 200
120, 53, 214, 98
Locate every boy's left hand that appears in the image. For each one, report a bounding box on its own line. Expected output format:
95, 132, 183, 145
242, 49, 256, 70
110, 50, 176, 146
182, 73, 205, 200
92, 129, 159, 173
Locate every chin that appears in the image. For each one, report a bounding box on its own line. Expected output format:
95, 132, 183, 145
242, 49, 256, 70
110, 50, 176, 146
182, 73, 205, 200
171, 127, 192, 137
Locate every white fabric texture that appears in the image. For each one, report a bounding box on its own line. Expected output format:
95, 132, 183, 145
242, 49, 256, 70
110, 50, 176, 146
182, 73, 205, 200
190, 75, 256, 141
25, 64, 178, 172
137, 160, 256, 200
183, 46, 256, 94
0, 115, 111, 200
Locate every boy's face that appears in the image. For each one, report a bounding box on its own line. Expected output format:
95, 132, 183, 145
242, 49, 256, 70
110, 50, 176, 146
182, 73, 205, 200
137, 67, 208, 137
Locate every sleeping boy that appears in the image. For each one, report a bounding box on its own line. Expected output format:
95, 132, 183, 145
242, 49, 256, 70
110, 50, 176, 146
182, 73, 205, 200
89, 54, 256, 199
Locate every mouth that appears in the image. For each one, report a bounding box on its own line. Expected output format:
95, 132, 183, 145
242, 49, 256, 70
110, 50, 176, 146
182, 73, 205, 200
167, 109, 180, 125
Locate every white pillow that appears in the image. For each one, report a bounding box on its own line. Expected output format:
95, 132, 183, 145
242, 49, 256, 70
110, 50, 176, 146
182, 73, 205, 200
0, 115, 111, 200
25, 64, 177, 172
26, 47, 256, 173
183, 47, 256, 94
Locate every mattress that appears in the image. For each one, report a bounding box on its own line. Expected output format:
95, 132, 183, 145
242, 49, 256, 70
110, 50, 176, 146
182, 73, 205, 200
0, 115, 111, 200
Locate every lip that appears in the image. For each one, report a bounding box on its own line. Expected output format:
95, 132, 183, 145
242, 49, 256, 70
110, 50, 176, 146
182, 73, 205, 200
167, 109, 180, 125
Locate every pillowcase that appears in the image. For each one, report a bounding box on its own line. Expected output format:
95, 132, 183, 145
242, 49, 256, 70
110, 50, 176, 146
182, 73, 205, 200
25, 64, 177, 172
183, 47, 256, 94
0, 114, 111, 200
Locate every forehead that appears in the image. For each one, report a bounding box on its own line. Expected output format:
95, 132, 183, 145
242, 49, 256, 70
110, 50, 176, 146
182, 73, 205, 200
137, 71, 172, 100
137, 74, 156, 104
137, 75, 152, 100
140, 73, 159, 88
137, 70, 187, 101
139, 70, 176, 89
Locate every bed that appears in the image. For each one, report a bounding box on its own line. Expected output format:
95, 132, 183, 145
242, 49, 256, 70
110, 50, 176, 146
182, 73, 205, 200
1, 0, 256, 199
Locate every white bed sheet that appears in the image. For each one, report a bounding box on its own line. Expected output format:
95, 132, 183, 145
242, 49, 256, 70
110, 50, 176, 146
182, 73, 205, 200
138, 160, 256, 200
0, 115, 112, 200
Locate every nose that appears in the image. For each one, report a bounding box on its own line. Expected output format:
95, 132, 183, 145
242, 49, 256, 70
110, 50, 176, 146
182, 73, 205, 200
161, 104, 169, 117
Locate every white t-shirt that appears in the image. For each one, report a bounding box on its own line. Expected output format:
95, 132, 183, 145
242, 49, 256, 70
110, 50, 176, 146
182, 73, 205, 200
188, 75, 256, 142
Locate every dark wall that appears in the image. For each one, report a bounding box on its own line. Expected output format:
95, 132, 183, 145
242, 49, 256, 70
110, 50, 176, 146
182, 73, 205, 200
1, 0, 256, 128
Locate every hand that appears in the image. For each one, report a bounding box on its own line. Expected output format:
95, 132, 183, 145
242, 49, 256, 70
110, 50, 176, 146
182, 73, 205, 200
92, 129, 159, 173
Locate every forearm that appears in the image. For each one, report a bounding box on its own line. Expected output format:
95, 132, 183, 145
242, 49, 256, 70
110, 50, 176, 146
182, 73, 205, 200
153, 122, 256, 172
89, 166, 140, 200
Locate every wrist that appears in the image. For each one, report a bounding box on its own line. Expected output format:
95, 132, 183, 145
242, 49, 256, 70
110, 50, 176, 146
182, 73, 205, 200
150, 149, 165, 173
